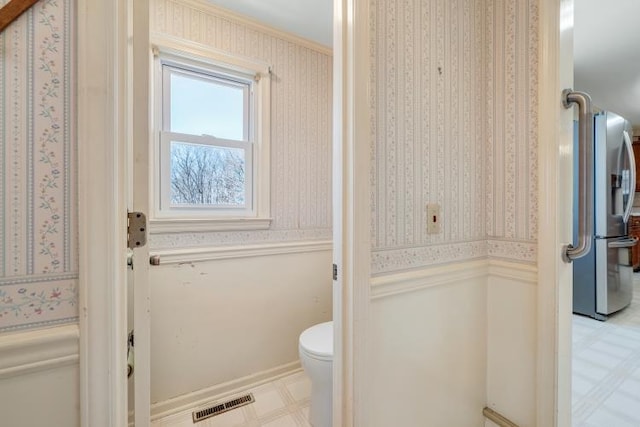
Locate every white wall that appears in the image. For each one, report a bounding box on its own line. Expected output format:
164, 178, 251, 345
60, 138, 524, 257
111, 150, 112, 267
150, 248, 332, 407
0, 364, 79, 427
0, 325, 79, 427
368, 262, 487, 426
486, 262, 537, 426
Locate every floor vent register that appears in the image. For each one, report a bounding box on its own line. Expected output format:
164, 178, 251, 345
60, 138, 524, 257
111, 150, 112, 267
192, 393, 255, 423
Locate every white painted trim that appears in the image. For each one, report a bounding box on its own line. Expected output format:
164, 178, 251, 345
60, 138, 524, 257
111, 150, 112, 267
332, 0, 346, 423
150, 33, 271, 76
131, 0, 153, 424
149, 33, 272, 229
370, 259, 537, 300
77, 0, 129, 425
334, 0, 371, 425
488, 259, 538, 284
150, 218, 272, 233
150, 240, 332, 264
371, 260, 488, 299
536, 0, 575, 425
150, 361, 301, 421
165, 0, 333, 56
0, 325, 79, 379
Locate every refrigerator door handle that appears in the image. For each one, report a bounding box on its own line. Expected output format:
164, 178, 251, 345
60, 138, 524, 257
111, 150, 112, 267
563, 89, 594, 262
622, 130, 635, 223
607, 236, 638, 249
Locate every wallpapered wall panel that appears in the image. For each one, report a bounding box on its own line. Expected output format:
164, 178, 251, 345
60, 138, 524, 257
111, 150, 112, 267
150, 0, 333, 250
370, 0, 539, 274
370, 0, 488, 274
0, 0, 77, 332
485, 0, 538, 262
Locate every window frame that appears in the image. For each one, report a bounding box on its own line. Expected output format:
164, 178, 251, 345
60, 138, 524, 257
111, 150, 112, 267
159, 132, 254, 212
150, 37, 271, 232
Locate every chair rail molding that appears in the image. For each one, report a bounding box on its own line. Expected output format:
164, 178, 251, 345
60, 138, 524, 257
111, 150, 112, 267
0, 324, 79, 379
149, 240, 332, 265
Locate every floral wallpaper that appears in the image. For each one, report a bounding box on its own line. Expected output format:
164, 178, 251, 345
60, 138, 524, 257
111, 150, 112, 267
370, 0, 539, 274
370, 0, 488, 273
0, 0, 77, 332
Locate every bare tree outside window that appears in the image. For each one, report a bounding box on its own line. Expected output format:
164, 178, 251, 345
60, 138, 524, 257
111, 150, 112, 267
170, 142, 246, 206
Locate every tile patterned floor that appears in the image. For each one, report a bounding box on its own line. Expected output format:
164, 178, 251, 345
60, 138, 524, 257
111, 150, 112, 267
152, 371, 312, 427
572, 273, 640, 426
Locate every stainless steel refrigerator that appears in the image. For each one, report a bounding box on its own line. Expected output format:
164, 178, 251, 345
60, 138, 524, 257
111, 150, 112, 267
573, 110, 637, 320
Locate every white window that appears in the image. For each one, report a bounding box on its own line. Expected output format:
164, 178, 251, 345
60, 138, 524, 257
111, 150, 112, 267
151, 41, 271, 232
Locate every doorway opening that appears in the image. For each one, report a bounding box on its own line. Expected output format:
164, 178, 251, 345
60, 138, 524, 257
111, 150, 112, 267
126, 1, 339, 425
570, 1, 640, 425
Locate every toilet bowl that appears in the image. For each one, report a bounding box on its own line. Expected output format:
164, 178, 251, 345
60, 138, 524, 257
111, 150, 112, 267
299, 321, 333, 427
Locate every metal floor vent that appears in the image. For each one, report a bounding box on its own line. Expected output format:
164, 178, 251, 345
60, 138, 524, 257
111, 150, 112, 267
192, 393, 255, 423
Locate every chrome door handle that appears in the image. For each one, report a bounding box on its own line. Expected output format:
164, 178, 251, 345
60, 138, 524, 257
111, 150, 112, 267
608, 237, 638, 249
622, 130, 635, 223
563, 89, 594, 262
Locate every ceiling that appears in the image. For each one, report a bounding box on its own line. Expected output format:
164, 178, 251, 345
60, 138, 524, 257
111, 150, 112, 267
574, 0, 640, 126
206, 0, 640, 126
206, 0, 333, 47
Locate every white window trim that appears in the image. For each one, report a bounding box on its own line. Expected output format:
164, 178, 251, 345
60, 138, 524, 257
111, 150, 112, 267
150, 34, 271, 233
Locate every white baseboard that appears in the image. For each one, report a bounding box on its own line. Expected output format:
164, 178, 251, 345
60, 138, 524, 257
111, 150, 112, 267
0, 324, 79, 379
150, 360, 302, 421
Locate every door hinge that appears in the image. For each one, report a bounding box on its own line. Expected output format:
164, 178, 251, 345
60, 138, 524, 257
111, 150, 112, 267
333, 263, 338, 281
127, 211, 147, 249
127, 330, 134, 378
127, 250, 134, 269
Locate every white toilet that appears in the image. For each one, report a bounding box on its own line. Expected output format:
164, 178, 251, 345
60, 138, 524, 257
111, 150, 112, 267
299, 321, 333, 427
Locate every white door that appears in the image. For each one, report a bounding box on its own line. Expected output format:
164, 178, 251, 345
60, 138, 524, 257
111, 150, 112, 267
128, 0, 152, 425
537, 0, 575, 424
77, 0, 151, 425
77, 0, 151, 424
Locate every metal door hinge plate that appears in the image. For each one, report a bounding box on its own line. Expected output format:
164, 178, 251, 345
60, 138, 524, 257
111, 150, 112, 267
333, 263, 338, 281
127, 212, 147, 249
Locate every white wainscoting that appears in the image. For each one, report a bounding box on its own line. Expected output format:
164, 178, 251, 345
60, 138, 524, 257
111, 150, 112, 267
0, 324, 78, 379
0, 324, 80, 426
368, 260, 488, 426
367, 258, 537, 427
149, 245, 332, 409
486, 259, 538, 427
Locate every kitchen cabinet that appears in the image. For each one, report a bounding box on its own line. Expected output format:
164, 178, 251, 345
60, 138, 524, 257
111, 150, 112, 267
633, 142, 640, 192
629, 215, 640, 271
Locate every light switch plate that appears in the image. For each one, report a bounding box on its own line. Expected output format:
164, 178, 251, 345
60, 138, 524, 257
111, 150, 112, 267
427, 203, 440, 234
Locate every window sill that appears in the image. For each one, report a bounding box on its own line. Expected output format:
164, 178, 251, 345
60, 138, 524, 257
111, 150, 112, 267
149, 217, 272, 234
